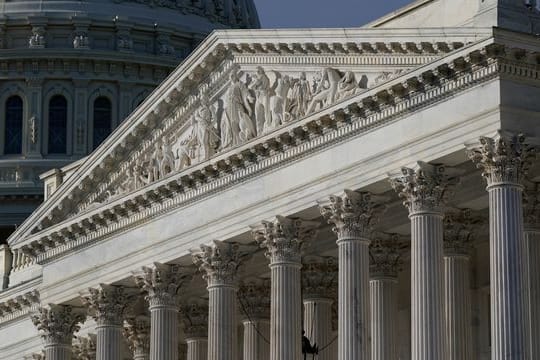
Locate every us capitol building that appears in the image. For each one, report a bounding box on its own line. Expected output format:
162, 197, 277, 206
1, 0, 540, 359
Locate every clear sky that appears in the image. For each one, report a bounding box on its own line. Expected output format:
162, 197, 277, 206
253, 0, 414, 28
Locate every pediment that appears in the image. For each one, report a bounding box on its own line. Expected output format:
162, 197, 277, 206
8, 27, 494, 248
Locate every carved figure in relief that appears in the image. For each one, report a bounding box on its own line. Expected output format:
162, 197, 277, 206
159, 141, 176, 176
307, 68, 342, 114
268, 74, 291, 131
336, 71, 360, 99
191, 95, 220, 161
28, 27, 46, 48
288, 72, 311, 119
222, 71, 255, 148
176, 139, 193, 171
250, 66, 271, 135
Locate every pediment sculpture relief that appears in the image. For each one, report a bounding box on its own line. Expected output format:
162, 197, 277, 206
105, 66, 397, 201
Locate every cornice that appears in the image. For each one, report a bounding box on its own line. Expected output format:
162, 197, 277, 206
15, 38, 521, 264
0, 287, 40, 325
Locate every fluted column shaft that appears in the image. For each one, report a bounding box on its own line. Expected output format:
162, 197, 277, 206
525, 228, 540, 360
304, 298, 333, 360
45, 344, 72, 360
525, 229, 540, 359
149, 302, 179, 360
243, 319, 270, 360
134, 350, 150, 360
444, 253, 472, 360
410, 211, 445, 360
370, 276, 398, 360
207, 284, 237, 360
488, 184, 526, 359
270, 261, 302, 360
186, 338, 208, 360
96, 323, 123, 360
338, 237, 370, 360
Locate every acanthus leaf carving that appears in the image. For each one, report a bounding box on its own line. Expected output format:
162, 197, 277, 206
31, 304, 86, 346
252, 216, 319, 264
238, 278, 270, 320
302, 256, 338, 299
124, 315, 150, 357
319, 190, 387, 240
443, 208, 484, 256
369, 233, 409, 278
390, 161, 461, 215
180, 300, 208, 339
81, 284, 134, 326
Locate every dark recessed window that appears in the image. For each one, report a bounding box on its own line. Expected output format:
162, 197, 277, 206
4, 96, 23, 154
48, 95, 67, 154
93, 97, 112, 149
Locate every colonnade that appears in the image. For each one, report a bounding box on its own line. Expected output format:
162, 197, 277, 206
30, 133, 540, 360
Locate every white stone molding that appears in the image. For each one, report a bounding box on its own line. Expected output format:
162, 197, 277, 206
253, 216, 318, 360
523, 182, 540, 359
81, 284, 134, 360
390, 162, 461, 360
124, 315, 151, 360
0, 289, 40, 324
31, 304, 87, 359
135, 263, 194, 360
73, 334, 97, 360
319, 190, 386, 360
468, 133, 534, 359
238, 279, 270, 360
369, 234, 407, 360
191, 241, 247, 360
14, 40, 521, 265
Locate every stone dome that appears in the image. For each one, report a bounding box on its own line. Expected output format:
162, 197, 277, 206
0, 0, 260, 242
0, 0, 260, 31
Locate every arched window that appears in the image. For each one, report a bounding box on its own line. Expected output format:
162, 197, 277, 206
48, 95, 67, 154
4, 96, 23, 154
93, 97, 112, 149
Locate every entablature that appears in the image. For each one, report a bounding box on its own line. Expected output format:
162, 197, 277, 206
10, 27, 540, 265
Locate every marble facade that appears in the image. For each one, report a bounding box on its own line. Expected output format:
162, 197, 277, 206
1, 0, 540, 359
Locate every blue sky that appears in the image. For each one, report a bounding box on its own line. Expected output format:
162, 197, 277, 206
253, 0, 414, 28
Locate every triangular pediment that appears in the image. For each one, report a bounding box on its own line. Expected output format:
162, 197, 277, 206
8, 26, 495, 249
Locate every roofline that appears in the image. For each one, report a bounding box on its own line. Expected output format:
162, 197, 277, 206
363, 0, 435, 28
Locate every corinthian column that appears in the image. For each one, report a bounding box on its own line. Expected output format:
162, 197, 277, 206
523, 184, 540, 359
124, 315, 151, 360
181, 301, 209, 360
443, 209, 481, 360
468, 133, 535, 359
32, 304, 86, 360
369, 234, 407, 360
239, 279, 271, 360
253, 216, 319, 360
320, 190, 387, 360
391, 161, 461, 360
192, 241, 248, 360
135, 263, 194, 360
73, 335, 97, 360
302, 256, 337, 360
82, 285, 132, 360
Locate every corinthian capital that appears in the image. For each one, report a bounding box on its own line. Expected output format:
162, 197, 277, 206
319, 189, 387, 239
238, 278, 270, 320
302, 256, 338, 299
73, 334, 97, 360
444, 208, 484, 256
252, 216, 319, 264
467, 132, 536, 187
31, 304, 86, 346
390, 161, 461, 215
523, 182, 540, 230
81, 284, 133, 326
191, 241, 250, 286
369, 233, 408, 278
180, 300, 208, 339
124, 315, 150, 357
134, 263, 194, 308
